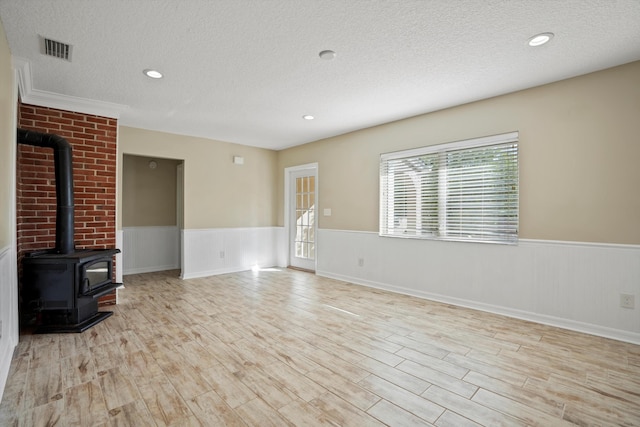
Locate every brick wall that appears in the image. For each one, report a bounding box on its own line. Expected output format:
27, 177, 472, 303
17, 102, 118, 306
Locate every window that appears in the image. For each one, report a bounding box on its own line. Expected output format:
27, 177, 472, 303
380, 132, 518, 244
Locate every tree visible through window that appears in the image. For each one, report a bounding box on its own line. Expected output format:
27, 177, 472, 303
295, 175, 315, 259
380, 132, 519, 244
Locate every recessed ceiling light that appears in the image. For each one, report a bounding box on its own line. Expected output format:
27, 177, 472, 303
143, 69, 163, 79
319, 50, 336, 60
302, 115, 315, 120
528, 33, 554, 47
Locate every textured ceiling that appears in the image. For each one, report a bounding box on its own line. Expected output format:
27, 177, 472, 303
1, 0, 640, 150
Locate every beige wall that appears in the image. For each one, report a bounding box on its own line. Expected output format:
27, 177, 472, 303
122, 155, 180, 227
117, 61, 640, 244
0, 19, 14, 248
117, 127, 278, 229
277, 61, 640, 245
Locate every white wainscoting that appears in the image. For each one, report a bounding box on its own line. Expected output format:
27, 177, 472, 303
0, 245, 19, 403
316, 229, 640, 344
181, 227, 286, 279
122, 226, 180, 275
116, 230, 123, 284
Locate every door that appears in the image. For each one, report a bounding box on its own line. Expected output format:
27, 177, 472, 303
288, 166, 317, 271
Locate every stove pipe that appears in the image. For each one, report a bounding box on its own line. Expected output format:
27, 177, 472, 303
18, 129, 75, 254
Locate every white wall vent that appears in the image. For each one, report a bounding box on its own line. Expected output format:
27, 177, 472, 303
40, 36, 72, 61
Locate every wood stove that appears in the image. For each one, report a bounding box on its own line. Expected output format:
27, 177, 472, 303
18, 129, 121, 333
22, 249, 120, 333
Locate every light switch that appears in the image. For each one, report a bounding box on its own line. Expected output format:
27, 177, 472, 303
323, 208, 332, 216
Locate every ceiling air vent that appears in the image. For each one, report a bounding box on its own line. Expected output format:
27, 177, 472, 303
40, 36, 72, 61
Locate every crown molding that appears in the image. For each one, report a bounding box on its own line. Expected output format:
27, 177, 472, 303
12, 56, 128, 119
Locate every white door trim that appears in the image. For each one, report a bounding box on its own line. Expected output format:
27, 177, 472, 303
176, 163, 184, 277
284, 163, 318, 271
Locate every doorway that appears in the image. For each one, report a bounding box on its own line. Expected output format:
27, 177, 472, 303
121, 155, 183, 275
286, 164, 318, 271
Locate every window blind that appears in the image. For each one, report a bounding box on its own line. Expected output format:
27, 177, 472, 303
380, 132, 519, 244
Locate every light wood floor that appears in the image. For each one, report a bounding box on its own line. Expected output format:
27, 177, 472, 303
1, 268, 639, 426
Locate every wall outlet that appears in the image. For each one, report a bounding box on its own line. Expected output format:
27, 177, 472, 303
358, 258, 364, 267
219, 251, 225, 259
620, 294, 635, 309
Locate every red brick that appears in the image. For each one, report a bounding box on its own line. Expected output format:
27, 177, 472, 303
94, 135, 116, 143
83, 151, 107, 160
47, 116, 74, 125
20, 113, 42, 121
21, 230, 52, 237
71, 115, 91, 123
72, 128, 96, 136
18, 102, 118, 280
34, 120, 60, 129
61, 112, 81, 120
19, 119, 36, 128
60, 124, 86, 134
36, 108, 61, 118
98, 292, 116, 306
74, 144, 97, 153
83, 128, 107, 137
86, 116, 109, 125
94, 227, 114, 233
93, 239, 113, 246
22, 191, 51, 198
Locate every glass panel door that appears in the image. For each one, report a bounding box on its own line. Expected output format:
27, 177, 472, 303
289, 168, 317, 271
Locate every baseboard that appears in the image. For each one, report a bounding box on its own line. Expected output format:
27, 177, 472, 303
0, 342, 15, 404
0, 244, 18, 403
123, 264, 180, 276
317, 269, 640, 345
181, 265, 257, 280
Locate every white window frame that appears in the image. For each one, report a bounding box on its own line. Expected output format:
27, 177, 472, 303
380, 131, 519, 245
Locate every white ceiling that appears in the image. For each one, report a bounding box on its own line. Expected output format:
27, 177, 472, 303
1, 1, 639, 150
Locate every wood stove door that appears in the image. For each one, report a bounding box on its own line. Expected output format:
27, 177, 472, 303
81, 259, 110, 293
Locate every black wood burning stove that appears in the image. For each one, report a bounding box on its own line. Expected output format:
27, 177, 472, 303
22, 249, 120, 333
18, 129, 121, 333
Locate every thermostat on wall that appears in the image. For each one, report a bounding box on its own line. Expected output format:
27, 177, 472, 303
233, 156, 244, 165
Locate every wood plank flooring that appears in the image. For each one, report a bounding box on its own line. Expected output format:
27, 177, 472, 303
1, 268, 639, 426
